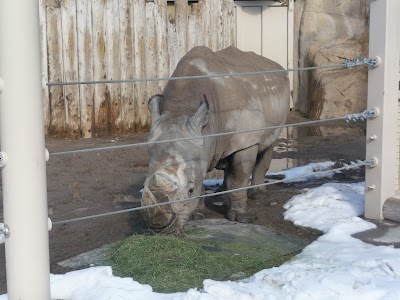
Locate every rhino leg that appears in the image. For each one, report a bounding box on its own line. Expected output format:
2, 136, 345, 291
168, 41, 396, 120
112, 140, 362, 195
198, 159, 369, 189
192, 186, 206, 220
248, 146, 274, 201
225, 145, 258, 223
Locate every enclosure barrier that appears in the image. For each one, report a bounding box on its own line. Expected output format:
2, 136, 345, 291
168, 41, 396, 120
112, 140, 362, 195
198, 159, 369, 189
0, 55, 385, 300
51, 158, 375, 226
0, 90, 377, 226
1, 0, 399, 297
47, 58, 373, 87
50, 108, 377, 156
0, 50, 378, 299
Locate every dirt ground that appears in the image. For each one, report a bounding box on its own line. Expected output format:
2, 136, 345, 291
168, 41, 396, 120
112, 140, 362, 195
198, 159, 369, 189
0, 112, 366, 294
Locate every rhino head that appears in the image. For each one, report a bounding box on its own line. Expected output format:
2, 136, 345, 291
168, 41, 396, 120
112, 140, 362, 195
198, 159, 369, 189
141, 95, 210, 235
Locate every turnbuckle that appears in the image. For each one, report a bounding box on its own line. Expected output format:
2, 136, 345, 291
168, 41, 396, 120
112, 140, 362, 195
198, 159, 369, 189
344, 57, 381, 68
345, 107, 379, 123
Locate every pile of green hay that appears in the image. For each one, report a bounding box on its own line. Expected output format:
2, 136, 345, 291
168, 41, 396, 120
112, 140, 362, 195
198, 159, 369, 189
106, 234, 292, 293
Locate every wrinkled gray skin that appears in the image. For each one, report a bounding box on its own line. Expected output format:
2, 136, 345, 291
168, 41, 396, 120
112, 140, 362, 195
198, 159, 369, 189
141, 46, 290, 235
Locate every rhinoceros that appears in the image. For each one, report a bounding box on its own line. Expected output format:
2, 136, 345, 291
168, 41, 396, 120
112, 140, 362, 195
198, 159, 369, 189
141, 46, 290, 234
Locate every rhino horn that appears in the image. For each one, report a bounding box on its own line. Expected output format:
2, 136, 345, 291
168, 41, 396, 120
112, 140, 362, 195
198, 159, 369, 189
190, 96, 210, 129
149, 172, 179, 192
148, 94, 163, 126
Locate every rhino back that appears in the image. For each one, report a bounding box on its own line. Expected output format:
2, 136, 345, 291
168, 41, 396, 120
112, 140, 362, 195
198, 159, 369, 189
161, 46, 290, 166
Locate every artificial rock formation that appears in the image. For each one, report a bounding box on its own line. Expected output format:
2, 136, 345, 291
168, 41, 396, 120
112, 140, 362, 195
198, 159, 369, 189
295, 0, 369, 122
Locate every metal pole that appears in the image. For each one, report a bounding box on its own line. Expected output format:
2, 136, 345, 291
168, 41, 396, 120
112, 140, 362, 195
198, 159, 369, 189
365, 0, 400, 219
0, 1, 51, 299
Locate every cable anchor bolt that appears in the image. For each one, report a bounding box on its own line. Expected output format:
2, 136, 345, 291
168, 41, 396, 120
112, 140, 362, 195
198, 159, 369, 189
0, 224, 10, 243
0, 152, 8, 168
364, 56, 381, 67
364, 157, 378, 168
364, 107, 379, 119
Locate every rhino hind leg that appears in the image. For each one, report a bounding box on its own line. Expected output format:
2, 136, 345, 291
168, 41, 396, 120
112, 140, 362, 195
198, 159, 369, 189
225, 145, 258, 223
248, 146, 274, 201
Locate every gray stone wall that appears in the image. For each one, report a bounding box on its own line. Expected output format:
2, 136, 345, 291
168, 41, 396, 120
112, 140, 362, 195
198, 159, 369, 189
294, 0, 370, 120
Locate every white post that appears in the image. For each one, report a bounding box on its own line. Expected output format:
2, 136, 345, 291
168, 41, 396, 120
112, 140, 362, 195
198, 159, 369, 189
365, 0, 400, 219
0, 1, 51, 299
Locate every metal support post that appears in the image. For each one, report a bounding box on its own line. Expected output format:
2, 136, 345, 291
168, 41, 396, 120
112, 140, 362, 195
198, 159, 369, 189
0, 1, 51, 299
365, 0, 400, 219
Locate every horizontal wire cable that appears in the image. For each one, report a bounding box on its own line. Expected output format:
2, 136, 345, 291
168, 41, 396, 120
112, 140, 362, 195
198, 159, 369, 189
47, 64, 347, 87
50, 116, 348, 156
51, 159, 371, 226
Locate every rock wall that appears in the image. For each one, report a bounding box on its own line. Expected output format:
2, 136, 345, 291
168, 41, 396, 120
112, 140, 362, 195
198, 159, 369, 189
294, 0, 370, 120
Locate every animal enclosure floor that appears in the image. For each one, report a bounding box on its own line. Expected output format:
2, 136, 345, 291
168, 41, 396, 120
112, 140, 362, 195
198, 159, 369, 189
0, 111, 367, 294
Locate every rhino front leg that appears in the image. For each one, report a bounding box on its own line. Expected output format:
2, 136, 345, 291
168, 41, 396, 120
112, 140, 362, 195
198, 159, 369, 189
225, 145, 258, 223
192, 186, 206, 220
248, 146, 274, 200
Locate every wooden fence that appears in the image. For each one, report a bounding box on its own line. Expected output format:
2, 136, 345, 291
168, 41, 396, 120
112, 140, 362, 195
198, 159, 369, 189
39, 0, 235, 138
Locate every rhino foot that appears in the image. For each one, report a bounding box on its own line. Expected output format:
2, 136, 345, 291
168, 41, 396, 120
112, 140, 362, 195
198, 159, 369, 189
191, 211, 205, 220
227, 209, 256, 223
248, 188, 267, 201
160, 225, 186, 237
143, 227, 156, 235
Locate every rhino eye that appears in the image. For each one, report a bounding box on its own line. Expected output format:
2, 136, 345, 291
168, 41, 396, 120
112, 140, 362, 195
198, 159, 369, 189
188, 187, 195, 196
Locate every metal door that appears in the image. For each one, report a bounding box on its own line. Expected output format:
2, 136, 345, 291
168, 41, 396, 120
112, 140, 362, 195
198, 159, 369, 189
235, 1, 289, 69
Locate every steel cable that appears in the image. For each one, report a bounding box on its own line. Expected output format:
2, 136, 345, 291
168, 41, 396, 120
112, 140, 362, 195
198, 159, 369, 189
49, 109, 376, 157
50, 117, 344, 156
51, 158, 373, 226
47, 57, 378, 226
46, 57, 377, 87
47, 64, 347, 87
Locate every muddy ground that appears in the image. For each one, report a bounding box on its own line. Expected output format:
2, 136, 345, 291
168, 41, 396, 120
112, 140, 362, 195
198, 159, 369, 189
0, 112, 366, 294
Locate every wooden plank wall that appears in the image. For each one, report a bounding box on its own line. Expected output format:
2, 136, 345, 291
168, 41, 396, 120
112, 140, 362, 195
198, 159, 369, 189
40, 0, 235, 138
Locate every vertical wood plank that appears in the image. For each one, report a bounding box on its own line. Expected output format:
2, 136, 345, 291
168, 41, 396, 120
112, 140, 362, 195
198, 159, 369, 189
133, 0, 149, 132
222, 0, 235, 48
46, 2, 66, 137
187, 6, 197, 50
175, 0, 188, 59
168, 15, 179, 75
105, 0, 122, 134
92, 0, 109, 136
145, 1, 159, 99
216, 0, 224, 50
77, 0, 95, 138
210, 0, 218, 51
61, 0, 81, 138
39, 0, 50, 137
188, 2, 204, 49
155, 0, 169, 91
119, 0, 135, 133
203, 0, 212, 49
195, 1, 206, 47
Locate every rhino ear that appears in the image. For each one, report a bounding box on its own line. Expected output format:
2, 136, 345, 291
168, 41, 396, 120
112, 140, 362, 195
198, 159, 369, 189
190, 96, 210, 129
148, 95, 163, 126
